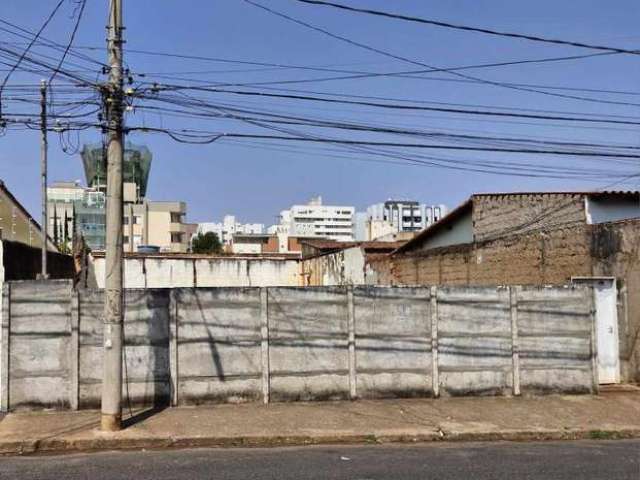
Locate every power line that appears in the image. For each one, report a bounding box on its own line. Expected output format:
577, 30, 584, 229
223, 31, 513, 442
0, 0, 65, 120
294, 0, 640, 56
141, 85, 640, 126
133, 96, 640, 155
243, 0, 640, 108
48, 0, 87, 85
128, 125, 640, 159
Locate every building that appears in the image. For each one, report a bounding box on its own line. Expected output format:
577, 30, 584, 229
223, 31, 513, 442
354, 200, 447, 241
0, 180, 57, 251
384, 191, 640, 384
230, 233, 279, 254
229, 233, 321, 255
183, 222, 199, 247
47, 181, 105, 251
273, 196, 355, 242
198, 215, 264, 245
47, 144, 190, 253
124, 201, 188, 253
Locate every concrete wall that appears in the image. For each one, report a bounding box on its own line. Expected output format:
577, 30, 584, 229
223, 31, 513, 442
88, 255, 300, 288
0, 282, 597, 412
176, 288, 263, 405
78, 289, 171, 408
301, 248, 366, 286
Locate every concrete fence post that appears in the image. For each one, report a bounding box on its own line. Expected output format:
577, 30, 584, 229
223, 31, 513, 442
509, 286, 521, 396
260, 288, 270, 404
589, 288, 599, 393
347, 286, 357, 400
430, 286, 439, 398
169, 289, 179, 406
69, 289, 80, 410
0, 283, 9, 412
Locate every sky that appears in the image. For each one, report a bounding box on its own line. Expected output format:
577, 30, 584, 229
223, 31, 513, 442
1, 0, 640, 226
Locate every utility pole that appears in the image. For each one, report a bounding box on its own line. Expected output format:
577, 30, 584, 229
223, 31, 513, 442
101, 0, 125, 432
40, 80, 48, 279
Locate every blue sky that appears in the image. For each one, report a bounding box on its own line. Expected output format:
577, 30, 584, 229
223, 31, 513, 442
1, 0, 639, 225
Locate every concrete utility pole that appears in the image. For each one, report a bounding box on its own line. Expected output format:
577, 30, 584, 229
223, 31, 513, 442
40, 80, 48, 279
101, 0, 125, 432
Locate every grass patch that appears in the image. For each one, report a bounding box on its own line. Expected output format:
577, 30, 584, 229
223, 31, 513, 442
589, 430, 615, 440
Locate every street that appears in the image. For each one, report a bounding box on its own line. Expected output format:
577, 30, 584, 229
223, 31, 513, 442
0, 440, 638, 479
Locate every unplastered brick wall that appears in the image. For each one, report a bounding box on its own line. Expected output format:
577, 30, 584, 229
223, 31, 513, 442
472, 193, 586, 243
390, 224, 592, 287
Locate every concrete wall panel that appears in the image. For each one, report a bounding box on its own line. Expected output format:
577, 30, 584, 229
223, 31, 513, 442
8, 280, 71, 409
354, 286, 432, 398
268, 287, 349, 401
176, 288, 262, 404
78, 289, 170, 408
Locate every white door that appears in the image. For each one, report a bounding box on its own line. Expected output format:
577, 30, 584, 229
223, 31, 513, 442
593, 279, 620, 384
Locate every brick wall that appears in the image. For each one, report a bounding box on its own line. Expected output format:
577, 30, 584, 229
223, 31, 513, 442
472, 193, 586, 242
391, 223, 592, 287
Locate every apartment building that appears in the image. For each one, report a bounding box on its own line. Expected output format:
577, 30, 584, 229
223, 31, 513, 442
198, 215, 264, 245
123, 201, 188, 253
274, 196, 355, 242
354, 200, 447, 241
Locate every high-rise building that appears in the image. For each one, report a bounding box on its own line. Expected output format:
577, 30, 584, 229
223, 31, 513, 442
198, 215, 264, 245
47, 144, 190, 252
273, 196, 355, 243
354, 200, 448, 241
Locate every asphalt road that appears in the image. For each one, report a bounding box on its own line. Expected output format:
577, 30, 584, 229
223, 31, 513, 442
1, 440, 638, 479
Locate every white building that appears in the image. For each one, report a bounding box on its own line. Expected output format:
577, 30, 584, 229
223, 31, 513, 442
354, 200, 447, 241
198, 215, 264, 245
272, 196, 355, 242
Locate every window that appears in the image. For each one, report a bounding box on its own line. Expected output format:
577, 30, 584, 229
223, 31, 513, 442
123, 235, 129, 243
171, 233, 183, 243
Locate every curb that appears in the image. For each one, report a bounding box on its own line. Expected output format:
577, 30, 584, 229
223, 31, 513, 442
1, 428, 640, 456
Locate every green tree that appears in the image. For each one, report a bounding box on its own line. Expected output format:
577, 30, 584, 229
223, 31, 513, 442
191, 231, 223, 254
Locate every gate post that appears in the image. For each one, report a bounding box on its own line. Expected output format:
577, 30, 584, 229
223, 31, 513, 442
589, 288, 599, 393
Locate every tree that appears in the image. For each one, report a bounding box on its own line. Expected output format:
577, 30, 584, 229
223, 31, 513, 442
191, 231, 223, 254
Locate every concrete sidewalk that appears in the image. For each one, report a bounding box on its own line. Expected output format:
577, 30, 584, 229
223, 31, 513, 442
1, 391, 639, 456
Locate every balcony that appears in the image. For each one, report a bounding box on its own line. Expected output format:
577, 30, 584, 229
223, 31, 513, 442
169, 222, 185, 233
